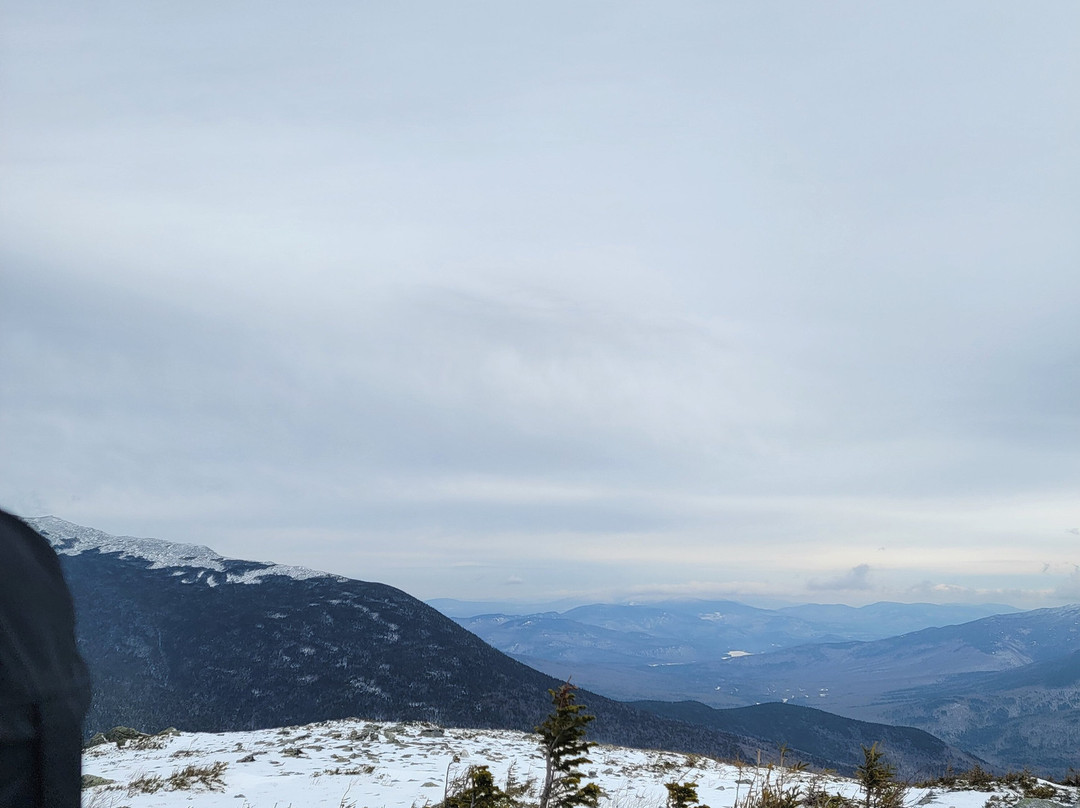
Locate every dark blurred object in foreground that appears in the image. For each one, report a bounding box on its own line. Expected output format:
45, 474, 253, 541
0, 509, 91, 807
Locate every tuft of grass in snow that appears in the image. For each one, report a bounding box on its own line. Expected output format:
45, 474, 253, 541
166, 760, 227, 790
121, 760, 227, 796
316, 764, 377, 776
126, 771, 166, 795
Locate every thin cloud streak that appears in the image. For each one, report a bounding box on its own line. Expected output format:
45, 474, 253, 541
809, 565, 874, 592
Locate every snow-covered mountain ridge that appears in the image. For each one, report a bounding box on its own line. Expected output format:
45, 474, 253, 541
80, 717, 1078, 808
28, 515, 328, 585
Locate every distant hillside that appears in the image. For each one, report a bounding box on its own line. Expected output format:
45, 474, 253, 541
871, 650, 1080, 777
775, 602, 1020, 637
663, 605, 1080, 710
631, 700, 984, 780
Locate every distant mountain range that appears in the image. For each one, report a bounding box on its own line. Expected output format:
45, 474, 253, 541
441, 599, 1020, 665
445, 597, 1080, 776
28, 515, 982, 779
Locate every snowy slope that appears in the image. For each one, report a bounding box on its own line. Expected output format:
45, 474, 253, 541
80, 718, 1075, 808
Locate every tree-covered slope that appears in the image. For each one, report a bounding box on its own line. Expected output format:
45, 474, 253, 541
32, 518, 759, 762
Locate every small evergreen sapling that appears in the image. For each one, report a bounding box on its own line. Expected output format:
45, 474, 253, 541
536, 682, 602, 808
443, 765, 511, 808
857, 743, 905, 808
666, 781, 710, 808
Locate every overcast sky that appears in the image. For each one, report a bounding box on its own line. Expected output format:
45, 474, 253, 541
2, 2, 1078, 609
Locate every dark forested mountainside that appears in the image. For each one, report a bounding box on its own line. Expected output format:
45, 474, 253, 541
38, 519, 762, 764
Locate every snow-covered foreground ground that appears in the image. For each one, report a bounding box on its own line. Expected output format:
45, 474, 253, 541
81, 718, 1076, 808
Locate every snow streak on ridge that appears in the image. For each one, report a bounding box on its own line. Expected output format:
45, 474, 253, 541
25, 516, 329, 585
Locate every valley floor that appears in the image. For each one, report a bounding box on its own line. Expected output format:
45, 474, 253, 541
81, 718, 1076, 808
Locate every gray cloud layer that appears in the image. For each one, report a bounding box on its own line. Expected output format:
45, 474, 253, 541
2, 2, 1078, 606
